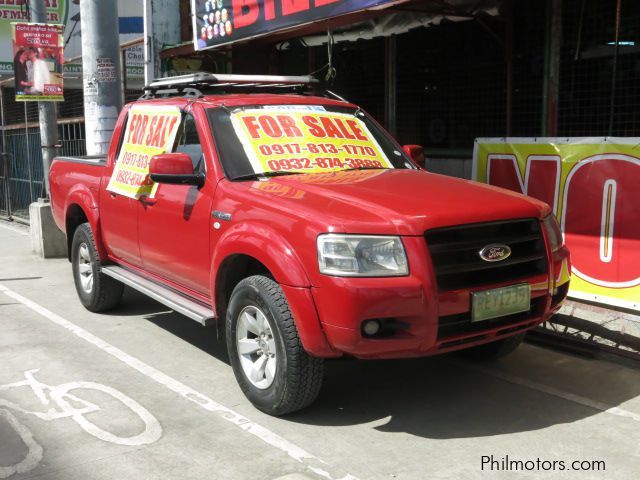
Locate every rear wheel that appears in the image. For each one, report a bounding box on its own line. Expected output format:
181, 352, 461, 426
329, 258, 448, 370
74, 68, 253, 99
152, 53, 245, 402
71, 223, 123, 312
226, 275, 324, 415
460, 332, 526, 360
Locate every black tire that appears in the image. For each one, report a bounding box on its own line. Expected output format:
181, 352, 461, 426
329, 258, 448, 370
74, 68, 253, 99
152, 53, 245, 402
71, 223, 123, 312
460, 332, 526, 361
226, 275, 324, 416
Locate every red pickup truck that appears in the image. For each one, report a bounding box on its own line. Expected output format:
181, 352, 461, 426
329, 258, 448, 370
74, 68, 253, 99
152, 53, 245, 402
50, 74, 570, 415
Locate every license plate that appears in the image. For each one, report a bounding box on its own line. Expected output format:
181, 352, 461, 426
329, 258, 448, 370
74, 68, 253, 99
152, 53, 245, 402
471, 284, 531, 322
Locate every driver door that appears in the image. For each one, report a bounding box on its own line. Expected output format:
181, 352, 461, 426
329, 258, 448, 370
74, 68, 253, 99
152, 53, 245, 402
137, 112, 214, 297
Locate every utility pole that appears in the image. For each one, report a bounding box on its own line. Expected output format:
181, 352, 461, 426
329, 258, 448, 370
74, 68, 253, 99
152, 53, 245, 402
80, 0, 123, 155
144, 0, 181, 85
30, 0, 58, 197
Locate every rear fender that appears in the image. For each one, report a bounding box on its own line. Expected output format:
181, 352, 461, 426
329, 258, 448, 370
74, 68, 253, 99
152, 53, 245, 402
64, 186, 107, 261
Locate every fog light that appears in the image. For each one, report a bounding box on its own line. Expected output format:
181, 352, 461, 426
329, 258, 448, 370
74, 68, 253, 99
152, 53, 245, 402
362, 320, 381, 336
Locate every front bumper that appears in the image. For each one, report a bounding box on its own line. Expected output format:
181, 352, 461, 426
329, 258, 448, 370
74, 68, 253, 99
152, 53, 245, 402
309, 237, 570, 359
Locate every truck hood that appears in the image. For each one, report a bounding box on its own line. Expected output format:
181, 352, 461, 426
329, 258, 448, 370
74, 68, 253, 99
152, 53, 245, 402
249, 169, 549, 235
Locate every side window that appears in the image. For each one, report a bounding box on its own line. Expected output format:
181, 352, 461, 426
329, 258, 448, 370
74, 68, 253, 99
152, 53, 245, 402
174, 114, 204, 171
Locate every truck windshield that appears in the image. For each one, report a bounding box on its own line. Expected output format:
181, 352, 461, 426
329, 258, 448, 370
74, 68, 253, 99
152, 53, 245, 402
207, 105, 416, 180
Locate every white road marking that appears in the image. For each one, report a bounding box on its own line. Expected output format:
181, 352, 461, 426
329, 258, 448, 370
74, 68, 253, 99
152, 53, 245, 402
0, 370, 162, 477
459, 361, 640, 422
0, 284, 358, 480
1, 370, 162, 447
0, 409, 43, 479
50, 381, 163, 446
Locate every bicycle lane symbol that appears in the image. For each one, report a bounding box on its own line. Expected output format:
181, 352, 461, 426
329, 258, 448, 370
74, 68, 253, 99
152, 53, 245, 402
0, 369, 162, 479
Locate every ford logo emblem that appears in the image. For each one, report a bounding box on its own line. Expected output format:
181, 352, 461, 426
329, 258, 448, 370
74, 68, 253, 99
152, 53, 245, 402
479, 244, 512, 262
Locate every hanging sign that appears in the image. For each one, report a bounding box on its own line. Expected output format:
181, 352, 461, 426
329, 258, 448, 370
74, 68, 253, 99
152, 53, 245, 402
192, 0, 399, 51
473, 137, 640, 312
107, 105, 182, 199
12, 22, 65, 101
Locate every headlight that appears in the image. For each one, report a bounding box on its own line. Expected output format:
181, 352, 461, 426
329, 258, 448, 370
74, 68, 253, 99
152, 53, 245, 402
542, 214, 564, 252
317, 234, 408, 277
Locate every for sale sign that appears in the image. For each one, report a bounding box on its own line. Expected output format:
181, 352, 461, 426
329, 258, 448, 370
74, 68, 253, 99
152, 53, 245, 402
12, 22, 64, 102
473, 137, 640, 312
192, 0, 399, 51
230, 107, 393, 174
107, 105, 182, 200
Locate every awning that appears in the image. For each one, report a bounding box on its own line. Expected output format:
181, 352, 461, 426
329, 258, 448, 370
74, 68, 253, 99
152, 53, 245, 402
289, 0, 500, 47
162, 0, 501, 59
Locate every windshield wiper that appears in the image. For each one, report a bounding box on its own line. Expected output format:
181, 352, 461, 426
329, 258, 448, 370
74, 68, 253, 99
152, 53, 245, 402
231, 171, 306, 181
341, 166, 388, 172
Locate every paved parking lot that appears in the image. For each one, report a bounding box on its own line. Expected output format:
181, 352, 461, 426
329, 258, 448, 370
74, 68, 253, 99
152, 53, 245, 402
1, 221, 639, 480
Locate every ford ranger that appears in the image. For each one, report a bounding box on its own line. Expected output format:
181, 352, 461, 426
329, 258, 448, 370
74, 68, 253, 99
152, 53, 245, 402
49, 73, 570, 415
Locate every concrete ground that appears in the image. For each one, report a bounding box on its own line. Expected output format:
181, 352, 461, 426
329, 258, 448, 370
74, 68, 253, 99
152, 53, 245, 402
1, 220, 639, 480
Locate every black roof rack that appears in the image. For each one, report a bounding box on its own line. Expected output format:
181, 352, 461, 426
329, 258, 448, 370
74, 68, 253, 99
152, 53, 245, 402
140, 73, 326, 100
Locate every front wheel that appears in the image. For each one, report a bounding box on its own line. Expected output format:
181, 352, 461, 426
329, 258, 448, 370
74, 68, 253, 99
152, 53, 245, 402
226, 275, 324, 416
71, 223, 123, 312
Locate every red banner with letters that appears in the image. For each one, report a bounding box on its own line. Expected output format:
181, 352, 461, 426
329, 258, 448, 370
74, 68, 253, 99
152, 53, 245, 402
473, 138, 640, 312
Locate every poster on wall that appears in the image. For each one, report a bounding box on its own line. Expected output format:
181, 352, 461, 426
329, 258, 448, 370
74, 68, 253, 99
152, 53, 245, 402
191, 0, 398, 51
12, 22, 65, 101
473, 137, 640, 312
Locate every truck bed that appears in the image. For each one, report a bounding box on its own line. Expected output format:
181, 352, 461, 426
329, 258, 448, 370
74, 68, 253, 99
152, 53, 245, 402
54, 155, 107, 166
49, 155, 108, 234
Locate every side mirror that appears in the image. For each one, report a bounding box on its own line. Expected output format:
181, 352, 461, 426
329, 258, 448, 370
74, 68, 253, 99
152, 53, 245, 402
149, 153, 204, 187
402, 145, 426, 168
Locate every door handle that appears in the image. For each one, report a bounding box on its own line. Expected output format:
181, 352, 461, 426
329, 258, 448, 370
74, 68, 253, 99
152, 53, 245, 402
139, 196, 157, 206
109, 192, 117, 198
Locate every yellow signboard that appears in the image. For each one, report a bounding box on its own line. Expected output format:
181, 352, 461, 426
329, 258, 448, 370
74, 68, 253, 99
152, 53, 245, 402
230, 108, 393, 174
473, 138, 640, 311
107, 105, 182, 199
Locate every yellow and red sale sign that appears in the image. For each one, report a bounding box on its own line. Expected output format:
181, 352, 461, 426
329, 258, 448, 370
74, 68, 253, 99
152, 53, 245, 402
230, 107, 393, 174
107, 105, 182, 199
473, 138, 640, 311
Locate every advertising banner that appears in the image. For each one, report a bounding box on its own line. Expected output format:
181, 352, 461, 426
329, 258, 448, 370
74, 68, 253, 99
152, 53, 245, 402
0, 0, 68, 75
192, 0, 397, 51
12, 22, 64, 101
107, 105, 182, 200
230, 107, 393, 173
473, 138, 640, 311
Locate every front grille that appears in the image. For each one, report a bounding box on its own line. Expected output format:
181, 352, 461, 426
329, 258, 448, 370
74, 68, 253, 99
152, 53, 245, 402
437, 297, 545, 340
425, 218, 547, 291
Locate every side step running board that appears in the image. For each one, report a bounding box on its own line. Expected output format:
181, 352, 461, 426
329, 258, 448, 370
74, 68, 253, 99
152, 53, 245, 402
101, 265, 215, 326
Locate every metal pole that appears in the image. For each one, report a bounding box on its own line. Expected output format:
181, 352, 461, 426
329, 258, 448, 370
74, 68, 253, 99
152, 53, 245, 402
608, 0, 622, 136
505, 0, 513, 137
23, 102, 34, 203
143, 0, 154, 85
542, 0, 562, 136
121, 47, 128, 107
30, 0, 58, 198
385, 35, 397, 137
80, 0, 123, 155
0, 86, 12, 219
144, 0, 181, 85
